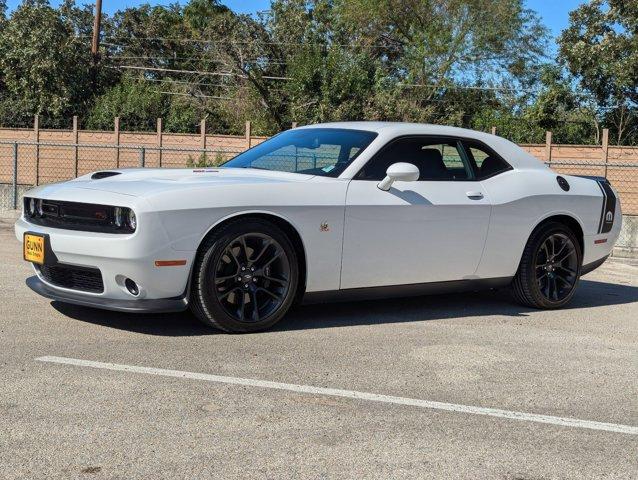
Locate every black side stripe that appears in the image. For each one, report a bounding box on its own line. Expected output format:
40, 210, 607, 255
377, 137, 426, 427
596, 180, 606, 234
599, 180, 617, 234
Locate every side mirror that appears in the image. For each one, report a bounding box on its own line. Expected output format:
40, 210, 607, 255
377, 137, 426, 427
377, 163, 420, 191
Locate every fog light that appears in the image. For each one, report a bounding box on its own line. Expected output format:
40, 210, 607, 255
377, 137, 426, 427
124, 278, 139, 296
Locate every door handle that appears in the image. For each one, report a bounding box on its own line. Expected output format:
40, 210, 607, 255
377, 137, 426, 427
466, 191, 484, 200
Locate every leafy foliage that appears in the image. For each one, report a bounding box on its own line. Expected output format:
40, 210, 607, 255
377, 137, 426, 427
86, 75, 169, 130
186, 151, 224, 167
558, 0, 638, 143
0, 0, 95, 127
0, 0, 635, 144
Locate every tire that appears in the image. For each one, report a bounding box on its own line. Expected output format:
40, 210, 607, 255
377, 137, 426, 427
512, 221, 582, 309
190, 218, 299, 332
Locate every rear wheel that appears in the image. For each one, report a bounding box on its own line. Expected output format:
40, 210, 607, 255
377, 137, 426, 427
512, 221, 582, 309
190, 219, 299, 332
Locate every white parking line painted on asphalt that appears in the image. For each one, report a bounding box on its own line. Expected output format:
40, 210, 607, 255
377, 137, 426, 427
36, 355, 638, 436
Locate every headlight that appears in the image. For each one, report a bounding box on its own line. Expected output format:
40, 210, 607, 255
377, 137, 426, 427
127, 210, 137, 231
114, 207, 124, 227
113, 207, 135, 232
27, 198, 36, 217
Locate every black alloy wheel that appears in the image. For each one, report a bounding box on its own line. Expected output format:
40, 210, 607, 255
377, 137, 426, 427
190, 219, 299, 332
213, 233, 291, 323
534, 233, 579, 302
512, 221, 582, 309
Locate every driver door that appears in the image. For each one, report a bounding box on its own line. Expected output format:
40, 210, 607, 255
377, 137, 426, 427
340, 136, 491, 289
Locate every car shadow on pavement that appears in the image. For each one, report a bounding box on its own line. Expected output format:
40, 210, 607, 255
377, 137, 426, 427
51, 302, 215, 336
276, 279, 638, 332
50, 278, 638, 336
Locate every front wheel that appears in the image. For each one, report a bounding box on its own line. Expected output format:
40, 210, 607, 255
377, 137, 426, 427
512, 221, 582, 309
190, 219, 299, 332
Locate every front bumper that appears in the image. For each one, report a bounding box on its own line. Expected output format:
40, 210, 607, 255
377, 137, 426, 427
16, 208, 195, 307
26, 275, 188, 313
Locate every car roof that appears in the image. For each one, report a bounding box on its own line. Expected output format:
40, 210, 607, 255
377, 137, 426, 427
299, 121, 486, 137
297, 121, 547, 171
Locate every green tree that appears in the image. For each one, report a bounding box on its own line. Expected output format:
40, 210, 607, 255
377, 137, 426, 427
198, 9, 291, 130
253, 0, 550, 129
105, 1, 242, 133
558, 0, 638, 144
0, 0, 94, 126
266, 0, 380, 126
86, 75, 169, 130
335, 0, 548, 116
524, 65, 598, 144
0, 0, 625, 145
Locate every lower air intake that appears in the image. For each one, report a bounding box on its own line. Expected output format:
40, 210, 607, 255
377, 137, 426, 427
38, 264, 104, 293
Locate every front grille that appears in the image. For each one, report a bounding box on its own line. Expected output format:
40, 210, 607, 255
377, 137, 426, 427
38, 264, 104, 293
23, 198, 134, 234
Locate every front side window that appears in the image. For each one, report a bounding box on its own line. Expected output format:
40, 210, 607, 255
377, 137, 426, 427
356, 137, 473, 181
222, 128, 377, 177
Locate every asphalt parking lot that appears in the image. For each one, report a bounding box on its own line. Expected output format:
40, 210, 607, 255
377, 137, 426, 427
1, 212, 637, 479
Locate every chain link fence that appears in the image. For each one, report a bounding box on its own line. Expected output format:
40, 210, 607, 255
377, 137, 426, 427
0, 141, 243, 210
545, 160, 638, 216
1, 140, 638, 215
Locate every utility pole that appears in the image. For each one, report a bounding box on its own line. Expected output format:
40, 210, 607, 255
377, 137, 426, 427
91, 0, 102, 89
91, 0, 102, 60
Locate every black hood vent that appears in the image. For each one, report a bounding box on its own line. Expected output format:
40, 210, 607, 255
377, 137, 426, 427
91, 171, 121, 180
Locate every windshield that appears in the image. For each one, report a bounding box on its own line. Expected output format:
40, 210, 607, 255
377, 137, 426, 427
222, 128, 378, 177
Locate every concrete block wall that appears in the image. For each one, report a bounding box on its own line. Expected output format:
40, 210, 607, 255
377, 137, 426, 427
614, 215, 638, 259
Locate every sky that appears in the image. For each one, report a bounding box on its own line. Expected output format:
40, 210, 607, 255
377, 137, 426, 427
3, 0, 586, 51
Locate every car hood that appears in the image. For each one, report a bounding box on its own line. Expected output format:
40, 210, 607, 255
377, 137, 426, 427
38, 168, 316, 198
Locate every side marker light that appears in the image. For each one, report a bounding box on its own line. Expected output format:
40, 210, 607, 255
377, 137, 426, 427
155, 260, 187, 267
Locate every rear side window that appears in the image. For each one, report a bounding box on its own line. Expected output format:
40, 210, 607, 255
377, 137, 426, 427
356, 137, 473, 181
463, 140, 511, 179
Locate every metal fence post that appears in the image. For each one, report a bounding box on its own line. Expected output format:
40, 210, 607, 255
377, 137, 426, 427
157, 117, 163, 168
139, 147, 146, 167
245, 120, 252, 149
73, 115, 79, 177
200, 119, 207, 150
114, 116, 120, 168
602, 128, 609, 178
34, 115, 40, 185
12, 142, 18, 210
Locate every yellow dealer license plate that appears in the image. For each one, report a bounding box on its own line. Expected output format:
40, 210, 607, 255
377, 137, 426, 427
24, 233, 45, 265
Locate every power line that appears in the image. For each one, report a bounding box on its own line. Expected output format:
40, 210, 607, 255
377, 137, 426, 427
98, 35, 401, 50
106, 54, 288, 66
113, 65, 535, 93
154, 90, 232, 100
109, 65, 292, 80
142, 77, 234, 89
398, 83, 540, 93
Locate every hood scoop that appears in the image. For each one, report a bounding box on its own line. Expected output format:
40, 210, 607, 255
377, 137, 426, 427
91, 171, 122, 180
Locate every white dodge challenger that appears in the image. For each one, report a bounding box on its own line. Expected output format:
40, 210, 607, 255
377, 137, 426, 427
16, 123, 621, 332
